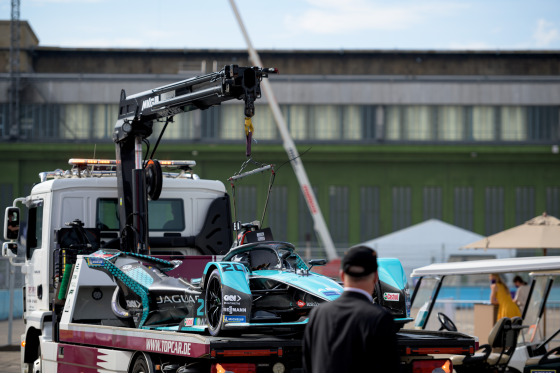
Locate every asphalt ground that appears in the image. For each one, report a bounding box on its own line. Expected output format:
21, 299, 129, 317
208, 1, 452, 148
0, 318, 25, 373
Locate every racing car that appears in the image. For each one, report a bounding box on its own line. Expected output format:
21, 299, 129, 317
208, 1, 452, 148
84, 242, 343, 335
84, 230, 411, 336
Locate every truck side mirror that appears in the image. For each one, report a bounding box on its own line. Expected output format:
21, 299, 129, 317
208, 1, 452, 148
2, 242, 18, 257
4, 207, 20, 241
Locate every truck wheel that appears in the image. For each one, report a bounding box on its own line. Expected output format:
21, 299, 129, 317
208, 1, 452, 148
206, 270, 224, 336
131, 353, 153, 373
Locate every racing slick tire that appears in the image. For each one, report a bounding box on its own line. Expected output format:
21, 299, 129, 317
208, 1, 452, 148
205, 269, 225, 336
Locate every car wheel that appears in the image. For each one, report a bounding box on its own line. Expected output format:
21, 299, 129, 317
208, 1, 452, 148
206, 269, 224, 336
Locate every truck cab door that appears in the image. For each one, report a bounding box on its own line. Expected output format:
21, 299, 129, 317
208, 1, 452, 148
24, 198, 50, 313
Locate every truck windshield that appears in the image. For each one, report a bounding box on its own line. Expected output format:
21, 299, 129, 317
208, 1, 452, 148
96, 198, 185, 231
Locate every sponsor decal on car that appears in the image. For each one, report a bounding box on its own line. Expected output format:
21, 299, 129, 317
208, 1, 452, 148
221, 263, 245, 272
223, 294, 242, 302
224, 315, 246, 323
224, 306, 247, 314
306, 302, 320, 307
85, 257, 105, 267
183, 318, 194, 327
319, 287, 342, 297
383, 292, 400, 301
156, 294, 198, 304
126, 300, 142, 309
297, 300, 306, 308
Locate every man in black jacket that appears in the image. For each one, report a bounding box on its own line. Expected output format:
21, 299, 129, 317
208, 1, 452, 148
303, 246, 400, 372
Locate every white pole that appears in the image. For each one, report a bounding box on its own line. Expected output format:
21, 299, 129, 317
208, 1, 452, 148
228, 0, 338, 260
8, 260, 14, 345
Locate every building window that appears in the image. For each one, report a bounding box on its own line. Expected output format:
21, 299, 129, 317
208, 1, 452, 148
344, 105, 363, 140
251, 104, 278, 140
1, 184, 13, 235
470, 106, 496, 141
0, 103, 7, 138
9, 102, 559, 144
546, 187, 560, 218
220, 104, 245, 140
288, 105, 309, 140
404, 106, 433, 140
437, 106, 465, 141
454, 187, 473, 231
386, 106, 434, 141
392, 186, 411, 231
385, 106, 402, 140
266, 185, 288, 240
360, 186, 380, 241
201, 106, 221, 139
232, 185, 257, 224
500, 107, 527, 141
527, 106, 559, 141
310, 105, 340, 140
22, 103, 63, 139
515, 187, 535, 224
329, 186, 349, 246
298, 186, 319, 247
423, 186, 442, 220
485, 187, 504, 235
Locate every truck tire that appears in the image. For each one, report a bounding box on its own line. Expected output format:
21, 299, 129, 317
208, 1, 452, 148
205, 270, 224, 336
130, 352, 153, 373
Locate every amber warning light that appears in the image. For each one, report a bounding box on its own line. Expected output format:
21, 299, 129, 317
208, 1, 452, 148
68, 159, 196, 168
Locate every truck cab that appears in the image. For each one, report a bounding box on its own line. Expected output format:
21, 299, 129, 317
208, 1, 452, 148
3, 159, 232, 371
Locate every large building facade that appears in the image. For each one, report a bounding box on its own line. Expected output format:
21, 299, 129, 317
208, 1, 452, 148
1, 21, 560, 255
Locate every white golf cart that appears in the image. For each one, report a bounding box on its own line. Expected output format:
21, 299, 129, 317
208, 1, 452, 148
409, 256, 560, 372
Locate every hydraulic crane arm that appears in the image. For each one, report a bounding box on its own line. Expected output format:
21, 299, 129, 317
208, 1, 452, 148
113, 65, 276, 253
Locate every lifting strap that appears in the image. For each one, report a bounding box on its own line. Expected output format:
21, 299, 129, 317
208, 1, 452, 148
244, 117, 254, 157
228, 158, 275, 238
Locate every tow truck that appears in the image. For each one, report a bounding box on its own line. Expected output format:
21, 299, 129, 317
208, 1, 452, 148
3, 65, 476, 372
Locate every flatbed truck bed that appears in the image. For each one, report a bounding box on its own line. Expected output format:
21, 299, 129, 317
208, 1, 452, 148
31, 255, 477, 372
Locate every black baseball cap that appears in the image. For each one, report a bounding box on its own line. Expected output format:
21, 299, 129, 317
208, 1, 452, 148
342, 246, 378, 277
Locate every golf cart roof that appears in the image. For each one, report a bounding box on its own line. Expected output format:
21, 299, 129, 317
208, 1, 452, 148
529, 269, 560, 277
410, 256, 560, 277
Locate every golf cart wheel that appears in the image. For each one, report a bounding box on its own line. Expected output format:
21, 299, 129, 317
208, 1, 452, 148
206, 270, 224, 336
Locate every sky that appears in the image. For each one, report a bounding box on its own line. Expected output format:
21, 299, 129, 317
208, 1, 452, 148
3, 0, 560, 51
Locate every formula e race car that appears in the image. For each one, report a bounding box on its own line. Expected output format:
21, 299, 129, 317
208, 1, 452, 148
84, 243, 343, 335
84, 237, 411, 336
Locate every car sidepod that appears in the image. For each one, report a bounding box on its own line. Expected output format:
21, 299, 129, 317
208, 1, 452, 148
248, 271, 342, 324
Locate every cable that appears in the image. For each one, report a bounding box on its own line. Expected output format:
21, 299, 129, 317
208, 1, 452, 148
260, 167, 276, 225
148, 116, 172, 164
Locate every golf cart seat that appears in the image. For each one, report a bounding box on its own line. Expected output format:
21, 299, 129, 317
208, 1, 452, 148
452, 317, 522, 371
485, 317, 522, 367
523, 346, 560, 372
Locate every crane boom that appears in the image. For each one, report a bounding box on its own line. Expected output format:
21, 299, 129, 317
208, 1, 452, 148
113, 65, 275, 253
229, 0, 339, 261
